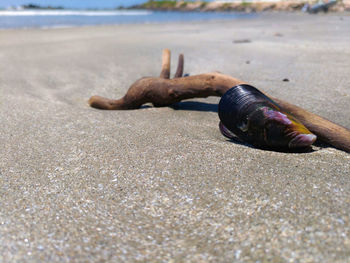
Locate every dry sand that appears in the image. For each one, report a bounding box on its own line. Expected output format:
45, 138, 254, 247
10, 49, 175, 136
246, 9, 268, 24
0, 13, 350, 262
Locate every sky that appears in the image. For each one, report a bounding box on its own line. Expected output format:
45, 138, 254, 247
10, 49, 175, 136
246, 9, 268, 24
0, 0, 152, 9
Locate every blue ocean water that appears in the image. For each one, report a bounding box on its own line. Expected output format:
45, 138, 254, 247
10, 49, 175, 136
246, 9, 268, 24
0, 0, 166, 9
0, 10, 255, 29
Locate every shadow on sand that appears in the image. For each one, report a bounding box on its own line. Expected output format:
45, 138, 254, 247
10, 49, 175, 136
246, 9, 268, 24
224, 137, 319, 154
171, 101, 218, 113
148, 101, 329, 153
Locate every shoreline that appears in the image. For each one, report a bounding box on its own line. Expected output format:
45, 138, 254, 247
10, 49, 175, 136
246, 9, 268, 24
3, 0, 350, 13
0, 9, 256, 29
2, 9, 350, 30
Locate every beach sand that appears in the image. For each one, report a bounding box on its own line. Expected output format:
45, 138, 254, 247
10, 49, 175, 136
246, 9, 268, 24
0, 13, 349, 261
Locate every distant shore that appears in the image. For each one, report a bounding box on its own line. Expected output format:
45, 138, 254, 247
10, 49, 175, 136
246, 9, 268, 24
129, 0, 350, 13
4, 1, 350, 13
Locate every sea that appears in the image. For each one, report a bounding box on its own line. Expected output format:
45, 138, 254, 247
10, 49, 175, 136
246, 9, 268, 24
0, 9, 255, 29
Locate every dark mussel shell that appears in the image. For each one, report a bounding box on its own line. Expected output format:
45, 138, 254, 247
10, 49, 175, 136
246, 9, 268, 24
218, 84, 317, 149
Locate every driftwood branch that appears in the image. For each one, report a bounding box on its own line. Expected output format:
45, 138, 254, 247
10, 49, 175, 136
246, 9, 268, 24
89, 50, 350, 153
174, 54, 184, 78
160, 49, 171, 79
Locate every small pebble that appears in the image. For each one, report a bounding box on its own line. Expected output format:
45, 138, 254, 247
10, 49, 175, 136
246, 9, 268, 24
233, 39, 251, 44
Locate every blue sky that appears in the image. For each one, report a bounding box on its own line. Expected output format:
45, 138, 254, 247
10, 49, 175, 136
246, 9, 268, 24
0, 0, 150, 9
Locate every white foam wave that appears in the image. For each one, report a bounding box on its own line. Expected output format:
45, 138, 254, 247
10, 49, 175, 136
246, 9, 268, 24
0, 10, 152, 16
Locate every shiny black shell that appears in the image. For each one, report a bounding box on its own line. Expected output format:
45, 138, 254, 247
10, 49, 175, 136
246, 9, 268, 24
218, 84, 295, 148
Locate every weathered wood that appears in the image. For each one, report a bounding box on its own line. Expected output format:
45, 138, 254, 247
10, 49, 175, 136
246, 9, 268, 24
88, 73, 243, 109
174, 54, 184, 78
159, 49, 171, 79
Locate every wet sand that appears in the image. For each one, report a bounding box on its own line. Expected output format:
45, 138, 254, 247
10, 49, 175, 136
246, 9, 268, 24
0, 13, 349, 262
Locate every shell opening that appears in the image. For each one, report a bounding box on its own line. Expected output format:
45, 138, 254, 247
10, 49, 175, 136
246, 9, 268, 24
288, 134, 317, 148
219, 121, 237, 139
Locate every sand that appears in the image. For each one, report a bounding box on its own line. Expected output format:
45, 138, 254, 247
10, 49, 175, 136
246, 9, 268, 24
0, 13, 349, 262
